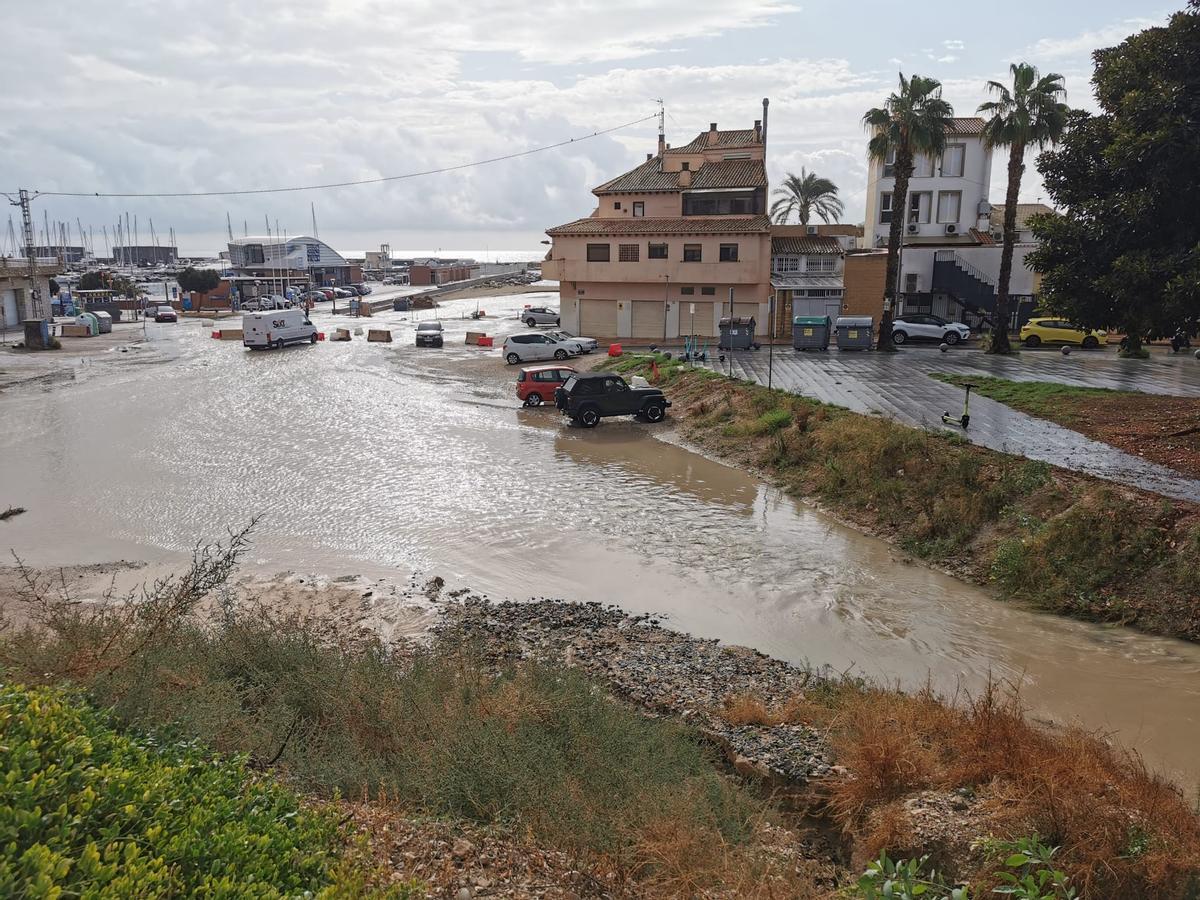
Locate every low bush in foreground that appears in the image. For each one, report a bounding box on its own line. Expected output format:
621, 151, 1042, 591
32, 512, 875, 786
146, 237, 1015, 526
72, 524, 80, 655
0, 539, 793, 894
0, 683, 392, 897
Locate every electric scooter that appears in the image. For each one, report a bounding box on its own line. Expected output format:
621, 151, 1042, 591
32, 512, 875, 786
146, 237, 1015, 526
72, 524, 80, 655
942, 382, 975, 429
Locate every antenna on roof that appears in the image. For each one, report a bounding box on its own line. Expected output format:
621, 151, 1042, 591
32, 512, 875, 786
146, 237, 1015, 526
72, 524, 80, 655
653, 98, 665, 157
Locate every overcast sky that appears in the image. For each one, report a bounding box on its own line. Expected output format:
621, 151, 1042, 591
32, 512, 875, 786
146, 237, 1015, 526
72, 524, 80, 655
0, 0, 1171, 256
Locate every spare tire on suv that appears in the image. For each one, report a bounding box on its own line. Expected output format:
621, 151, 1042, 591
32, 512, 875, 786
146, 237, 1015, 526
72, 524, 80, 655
554, 372, 671, 428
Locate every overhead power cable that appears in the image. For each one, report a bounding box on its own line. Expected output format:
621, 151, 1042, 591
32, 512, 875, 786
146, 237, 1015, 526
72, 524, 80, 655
27, 113, 658, 200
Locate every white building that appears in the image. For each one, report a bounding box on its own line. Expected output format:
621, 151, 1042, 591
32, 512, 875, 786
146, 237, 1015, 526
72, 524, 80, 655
227, 235, 356, 290
861, 117, 1040, 331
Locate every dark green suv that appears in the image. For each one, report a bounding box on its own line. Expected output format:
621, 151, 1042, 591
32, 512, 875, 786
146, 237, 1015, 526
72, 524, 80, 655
554, 372, 670, 428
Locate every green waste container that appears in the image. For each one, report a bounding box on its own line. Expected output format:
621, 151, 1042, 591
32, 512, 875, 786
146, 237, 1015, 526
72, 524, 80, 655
792, 315, 831, 350
836, 316, 874, 350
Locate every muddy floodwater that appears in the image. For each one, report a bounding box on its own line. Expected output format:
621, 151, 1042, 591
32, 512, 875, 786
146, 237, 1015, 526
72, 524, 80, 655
2, 292, 1199, 788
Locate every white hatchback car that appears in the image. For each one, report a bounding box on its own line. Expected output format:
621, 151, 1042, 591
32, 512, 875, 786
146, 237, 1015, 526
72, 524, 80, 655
521, 306, 560, 327
503, 333, 578, 365
547, 329, 598, 353
890, 314, 971, 345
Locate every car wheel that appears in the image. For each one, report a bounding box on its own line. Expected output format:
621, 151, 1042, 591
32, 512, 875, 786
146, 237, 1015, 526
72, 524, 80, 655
892, 330, 907, 345
525, 318, 537, 327
579, 407, 600, 428
1024, 335, 1041, 347
555, 318, 560, 326
943, 331, 960, 345
309, 333, 318, 344
1081, 336, 1099, 349
553, 349, 568, 360
525, 393, 543, 407
274, 339, 285, 350
506, 352, 520, 365
642, 402, 665, 423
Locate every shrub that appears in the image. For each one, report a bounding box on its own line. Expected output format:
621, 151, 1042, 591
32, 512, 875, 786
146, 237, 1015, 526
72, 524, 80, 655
0, 684, 390, 897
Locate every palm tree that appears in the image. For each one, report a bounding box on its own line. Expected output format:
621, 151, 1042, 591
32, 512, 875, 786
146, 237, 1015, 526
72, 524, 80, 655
769, 169, 844, 226
978, 63, 1069, 353
863, 74, 954, 350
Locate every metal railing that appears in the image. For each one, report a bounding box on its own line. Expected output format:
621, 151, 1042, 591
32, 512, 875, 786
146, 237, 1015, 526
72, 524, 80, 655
934, 249, 996, 287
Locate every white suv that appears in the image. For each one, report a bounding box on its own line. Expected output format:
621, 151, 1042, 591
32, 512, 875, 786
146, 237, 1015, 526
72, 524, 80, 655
521, 306, 560, 327
891, 314, 971, 345
503, 333, 578, 365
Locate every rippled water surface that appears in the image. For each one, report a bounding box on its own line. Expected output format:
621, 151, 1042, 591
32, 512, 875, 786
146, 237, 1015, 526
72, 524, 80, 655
2, 293, 1198, 787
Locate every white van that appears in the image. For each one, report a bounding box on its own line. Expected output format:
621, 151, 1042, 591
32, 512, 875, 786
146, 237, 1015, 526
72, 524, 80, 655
243, 309, 317, 350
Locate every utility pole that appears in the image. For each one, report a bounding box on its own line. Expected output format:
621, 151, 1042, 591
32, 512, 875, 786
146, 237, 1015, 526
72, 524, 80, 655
226, 211, 234, 242
17, 189, 44, 320
311, 202, 319, 240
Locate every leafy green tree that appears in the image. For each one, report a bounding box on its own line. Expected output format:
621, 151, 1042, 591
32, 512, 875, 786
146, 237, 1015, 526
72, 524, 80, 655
978, 64, 1070, 354
177, 266, 220, 294
769, 168, 844, 225
1029, 5, 1200, 356
863, 74, 954, 350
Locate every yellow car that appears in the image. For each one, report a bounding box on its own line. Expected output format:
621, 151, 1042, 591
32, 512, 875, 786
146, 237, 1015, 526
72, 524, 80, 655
1019, 317, 1108, 349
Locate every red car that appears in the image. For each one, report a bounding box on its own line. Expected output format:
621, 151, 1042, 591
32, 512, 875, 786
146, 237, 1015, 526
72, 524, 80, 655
517, 364, 576, 407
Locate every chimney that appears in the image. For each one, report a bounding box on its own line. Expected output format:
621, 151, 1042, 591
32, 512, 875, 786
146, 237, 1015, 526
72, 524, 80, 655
761, 98, 769, 150
707, 122, 719, 146
679, 167, 693, 187
657, 133, 665, 156
646, 152, 653, 161
754, 119, 761, 142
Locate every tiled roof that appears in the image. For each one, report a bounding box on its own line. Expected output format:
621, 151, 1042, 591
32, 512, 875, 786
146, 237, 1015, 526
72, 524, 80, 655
594, 157, 680, 193
771, 235, 843, 255
691, 159, 766, 189
772, 274, 844, 289
594, 157, 765, 193
947, 117, 987, 136
546, 215, 772, 236
988, 202, 1057, 231
671, 128, 762, 152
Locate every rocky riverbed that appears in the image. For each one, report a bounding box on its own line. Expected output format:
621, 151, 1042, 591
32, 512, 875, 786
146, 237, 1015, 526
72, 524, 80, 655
433, 589, 837, 788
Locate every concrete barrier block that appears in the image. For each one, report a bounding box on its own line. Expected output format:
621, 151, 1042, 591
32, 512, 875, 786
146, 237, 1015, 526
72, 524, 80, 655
60, 324, 91, 337
367, 329, 393, 343
219, 329, 243, 340
465, 331, 485, 345
330, 328, 351, 342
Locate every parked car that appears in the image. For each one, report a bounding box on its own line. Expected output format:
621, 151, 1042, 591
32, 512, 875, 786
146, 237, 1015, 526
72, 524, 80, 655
244, 295, 290, 311
891, 314, 971, 345
153, 305, 177, 322
1019, 318, 1107, 349
351, 283, 372, 295
299, 290, 327, 304
333, 287, 353, 299
547, 329, 598, 353
415, 321, 444, 347
517, 364, 577, 406
503, 333, 578, 364
554, 372, 670, 427
521, 306, 560, 327
242, 308, 317, 350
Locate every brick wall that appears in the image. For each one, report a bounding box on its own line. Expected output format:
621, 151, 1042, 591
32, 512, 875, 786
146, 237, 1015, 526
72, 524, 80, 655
842, 252, 888, 320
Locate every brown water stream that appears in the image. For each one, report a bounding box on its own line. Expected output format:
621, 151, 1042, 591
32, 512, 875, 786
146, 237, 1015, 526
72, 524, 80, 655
2, 295, 1198, 788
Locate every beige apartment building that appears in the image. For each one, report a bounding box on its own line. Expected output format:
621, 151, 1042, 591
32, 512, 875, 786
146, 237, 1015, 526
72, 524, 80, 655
542, 117, 773, 339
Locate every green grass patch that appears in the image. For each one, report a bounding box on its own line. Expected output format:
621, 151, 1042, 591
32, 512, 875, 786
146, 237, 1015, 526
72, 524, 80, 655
0, 683, 398, 898
930, 373, 1130, 424
0, 542, 768, 878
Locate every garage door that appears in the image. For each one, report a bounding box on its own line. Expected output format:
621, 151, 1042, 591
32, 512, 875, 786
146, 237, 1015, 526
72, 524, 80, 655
631, 301, 664, 340
579, 299, 617, 337
679, 301, 716, 336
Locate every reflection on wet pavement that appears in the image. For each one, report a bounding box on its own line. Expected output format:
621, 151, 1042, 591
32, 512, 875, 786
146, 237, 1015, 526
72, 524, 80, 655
717, 349, 1200, 502
0, 294, 1198, 788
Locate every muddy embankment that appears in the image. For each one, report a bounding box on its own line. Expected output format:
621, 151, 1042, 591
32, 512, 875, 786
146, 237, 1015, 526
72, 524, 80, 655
608, 357, 1200, 644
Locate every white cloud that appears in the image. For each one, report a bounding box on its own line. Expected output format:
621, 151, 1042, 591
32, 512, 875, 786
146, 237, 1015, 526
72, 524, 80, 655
1021, 17, 1160, 61
943, 39, 965, 50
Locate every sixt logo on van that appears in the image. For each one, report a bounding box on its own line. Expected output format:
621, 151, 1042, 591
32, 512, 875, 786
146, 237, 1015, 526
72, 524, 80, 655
272, 319, 287, 328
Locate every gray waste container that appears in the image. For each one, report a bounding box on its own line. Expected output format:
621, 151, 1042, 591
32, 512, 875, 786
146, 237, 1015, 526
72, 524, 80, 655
718, 316, 757, 350
91, 310, 113, 334
393, 297, 411, 312
836, 316, 874, 350
792, 315, 831, 350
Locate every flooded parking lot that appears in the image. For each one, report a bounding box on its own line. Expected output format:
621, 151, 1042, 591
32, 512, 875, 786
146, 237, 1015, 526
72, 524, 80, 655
2, 291, 1199, 788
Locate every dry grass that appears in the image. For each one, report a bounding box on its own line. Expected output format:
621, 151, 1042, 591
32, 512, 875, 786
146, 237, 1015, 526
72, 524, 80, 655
719, 692, 838, 729
826, 681, 1200, 898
